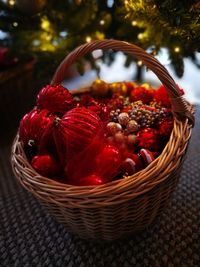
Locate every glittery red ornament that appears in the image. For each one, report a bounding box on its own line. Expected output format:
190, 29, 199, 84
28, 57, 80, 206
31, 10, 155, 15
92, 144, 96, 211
130, 86, 154, 104
94, 144, 122, 182
19, 109, 55, 146
31, 154, 61, 177
137, 128, 160, 151
75, 174, 104, 186
154, 85, 171, 107
158, 118, 173, 136
36, 84, 74, 114
53, 107, 102, 164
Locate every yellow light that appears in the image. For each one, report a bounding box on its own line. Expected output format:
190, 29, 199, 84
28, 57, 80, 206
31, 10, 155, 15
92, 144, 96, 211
9, 0, 15, 6
13, 22, 18, 27
100, 20, 105, 25
137, 33, 144, 40
174, 47, 180, 53
137, 60, 143, 66
41, 17, 51, 31
131, 20, 137, 26
86, 36, 92, 43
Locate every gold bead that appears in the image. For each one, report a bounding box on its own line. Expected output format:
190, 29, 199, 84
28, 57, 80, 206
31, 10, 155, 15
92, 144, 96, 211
118, 112, 129, 126
127, 120, 138, 132
107, 122, 122, 135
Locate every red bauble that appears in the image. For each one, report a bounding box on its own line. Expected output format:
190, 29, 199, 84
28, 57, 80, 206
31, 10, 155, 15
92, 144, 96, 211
75, 174, 104, 186
130, 86, 154, 104
19, 109, 55, 146
154, 85, 171, 107
94, 144, 122, 182
31, 154, 61, 177
137, 128, 160, 151
120, 153, 143, 175
36, 84, 74, 114
139, 148, 155, 166
158, 118, 173, 136
53, 107, 102, 164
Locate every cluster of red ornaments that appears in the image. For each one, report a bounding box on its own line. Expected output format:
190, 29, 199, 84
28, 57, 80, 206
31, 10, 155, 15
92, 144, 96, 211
19, 80, 176, 186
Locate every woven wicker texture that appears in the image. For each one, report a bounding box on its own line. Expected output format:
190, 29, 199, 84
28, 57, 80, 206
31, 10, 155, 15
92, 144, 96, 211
1, 107, 200, 266
11, 40, 194, 240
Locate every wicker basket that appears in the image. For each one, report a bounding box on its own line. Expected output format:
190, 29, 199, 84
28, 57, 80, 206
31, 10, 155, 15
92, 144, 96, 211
11, 40, 194, 241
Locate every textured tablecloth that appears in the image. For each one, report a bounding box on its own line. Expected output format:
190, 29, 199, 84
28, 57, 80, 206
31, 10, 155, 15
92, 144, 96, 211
0, 108, 200, 267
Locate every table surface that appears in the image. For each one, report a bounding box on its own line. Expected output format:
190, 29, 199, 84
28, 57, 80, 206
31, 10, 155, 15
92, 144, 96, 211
0, 107, 199, 267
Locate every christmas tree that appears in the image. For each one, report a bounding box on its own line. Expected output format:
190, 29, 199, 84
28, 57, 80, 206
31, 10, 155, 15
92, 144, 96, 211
0, 0, 199, 79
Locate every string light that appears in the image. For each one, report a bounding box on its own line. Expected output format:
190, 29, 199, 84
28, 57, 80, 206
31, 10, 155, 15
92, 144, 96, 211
131, 21, 137, 26
174, 47, 180, 53
9, 0, 15, 6
137, 33, 144, 40
100, 20, 105, 25
41, 17, 51, 31
86, 36, 92, 43
137, 60, 143, 66
13, 22, 18, 27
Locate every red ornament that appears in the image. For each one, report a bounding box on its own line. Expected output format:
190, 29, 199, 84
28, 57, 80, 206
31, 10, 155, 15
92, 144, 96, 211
158, 118, 173, 136
139, 148, 155, 166
75, 174, 104, 186
94, 144, 122, 182
31, 154, 61, 177
120, 153, 143, 175
137, 128, 160, 151
53, 107, 102, 164
19, 109, 55, 146
154, 85, 171, 107
130, 86, 154, 104
36, 84, 74, 114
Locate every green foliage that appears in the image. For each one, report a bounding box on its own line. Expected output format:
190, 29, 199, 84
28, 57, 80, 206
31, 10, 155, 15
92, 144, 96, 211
0, 0, 199, 78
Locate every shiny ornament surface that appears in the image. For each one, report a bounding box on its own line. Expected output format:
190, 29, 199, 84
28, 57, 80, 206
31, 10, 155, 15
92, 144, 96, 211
91, 79, 109, 97
19, 108, 55, 146
53, 107, 102, 164
31, 154, 61, 177
140, 149, 155, 166
37, 84, 74, 114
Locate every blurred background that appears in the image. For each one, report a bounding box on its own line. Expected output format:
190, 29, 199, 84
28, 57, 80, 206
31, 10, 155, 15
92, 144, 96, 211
0, 0, 200, 142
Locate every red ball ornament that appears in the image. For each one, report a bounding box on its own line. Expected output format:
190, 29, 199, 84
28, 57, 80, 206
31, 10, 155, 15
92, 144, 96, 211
75, 174, 104, 186
53, 107, 102, 164
130, 86, 154, 104
31, 154, 61, 177
137, 128, 160, 151
154, 85, 171, 107
19, 109, 55, 146
158, 118, 173, 136
36, 84, 74, 114
139, 148, 155, 166
94, 144, 122, 182
120, 153, 143, 175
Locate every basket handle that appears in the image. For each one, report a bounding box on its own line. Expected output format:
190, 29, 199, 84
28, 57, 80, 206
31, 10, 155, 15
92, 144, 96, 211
51, 39, 194, 124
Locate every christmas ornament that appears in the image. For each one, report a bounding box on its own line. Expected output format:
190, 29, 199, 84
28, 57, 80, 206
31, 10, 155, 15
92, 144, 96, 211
15, 0, 47, 15
137, 128, 159, 151
126, 120, 138, 133
31, 154, 61, 177
19, 109, 55, 146
94, 144, 122, 182
158, 118, 173, 136
75, 174, 104, 186
53, 107, 102, 163
139, 149, 155, 166
37, 84, 74, 114
91, 79, 109, 97
130, 86, 154, 104
106, 122, 122, 135
120, 153, 143, 175
118, 112, 129, 126
154, 85, 171, 107
110, 82, 127, 95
